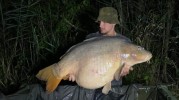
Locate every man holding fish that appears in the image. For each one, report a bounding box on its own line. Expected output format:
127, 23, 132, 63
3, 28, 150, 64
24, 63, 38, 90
36, 7, 152, 100
85, 7, 136, 99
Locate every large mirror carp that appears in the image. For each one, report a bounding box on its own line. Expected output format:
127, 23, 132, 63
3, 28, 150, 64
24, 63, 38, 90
36, 36, 152, 94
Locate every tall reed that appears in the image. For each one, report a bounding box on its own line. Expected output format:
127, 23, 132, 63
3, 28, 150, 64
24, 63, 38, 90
0, 0, 90, 94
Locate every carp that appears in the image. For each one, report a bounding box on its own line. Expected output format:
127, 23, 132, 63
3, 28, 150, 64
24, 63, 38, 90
36, 36, 152, 94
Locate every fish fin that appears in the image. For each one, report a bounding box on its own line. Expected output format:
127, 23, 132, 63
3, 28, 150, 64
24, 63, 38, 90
46, 75, 61, 93
102, 82, 111, 94
84, 36, 99, 41
36, 66, 53, 81
36, 65, 62, 93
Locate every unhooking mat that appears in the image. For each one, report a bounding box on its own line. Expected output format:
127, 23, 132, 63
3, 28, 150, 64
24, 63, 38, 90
0, 84, 176, 100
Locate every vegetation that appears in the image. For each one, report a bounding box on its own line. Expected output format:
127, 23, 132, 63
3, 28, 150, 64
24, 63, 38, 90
0, 0, 178, 96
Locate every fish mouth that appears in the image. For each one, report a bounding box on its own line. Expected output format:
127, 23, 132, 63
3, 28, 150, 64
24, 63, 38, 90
145, 53, 152, 63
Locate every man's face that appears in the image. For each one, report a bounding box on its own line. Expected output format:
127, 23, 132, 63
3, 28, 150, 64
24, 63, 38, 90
99, 21, 115, 35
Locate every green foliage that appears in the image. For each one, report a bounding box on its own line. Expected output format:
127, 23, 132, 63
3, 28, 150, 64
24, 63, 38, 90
0, 0, 90, 94
112, 0, 179, 85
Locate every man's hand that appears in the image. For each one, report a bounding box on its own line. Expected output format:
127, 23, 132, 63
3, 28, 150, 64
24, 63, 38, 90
119, 65, 133, 77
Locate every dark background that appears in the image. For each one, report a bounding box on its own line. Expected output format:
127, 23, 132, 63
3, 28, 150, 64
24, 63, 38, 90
0, 0, 178, 95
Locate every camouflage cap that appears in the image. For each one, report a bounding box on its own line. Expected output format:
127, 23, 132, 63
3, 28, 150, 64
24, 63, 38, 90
96, 7, 120, 24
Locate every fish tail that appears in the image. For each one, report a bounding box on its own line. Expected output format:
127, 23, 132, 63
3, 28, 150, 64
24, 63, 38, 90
46, 75, 61, 93
36, 65, 62, 93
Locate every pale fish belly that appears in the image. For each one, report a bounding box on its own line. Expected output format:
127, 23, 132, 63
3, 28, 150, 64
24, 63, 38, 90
75, 55, 121, 89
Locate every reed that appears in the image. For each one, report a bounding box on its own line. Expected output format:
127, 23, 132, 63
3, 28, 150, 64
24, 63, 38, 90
0, 0, 90, 94
112, 0, 178, 85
